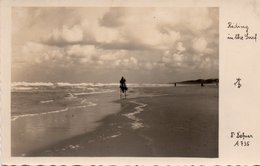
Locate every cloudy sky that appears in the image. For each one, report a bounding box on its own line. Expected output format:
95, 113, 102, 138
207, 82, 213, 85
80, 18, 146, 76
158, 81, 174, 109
12, 7, 218, 83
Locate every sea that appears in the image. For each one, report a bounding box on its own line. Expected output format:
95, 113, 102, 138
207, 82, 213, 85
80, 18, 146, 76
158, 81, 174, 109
11, 82, 176, 156
11, 82, 218, 156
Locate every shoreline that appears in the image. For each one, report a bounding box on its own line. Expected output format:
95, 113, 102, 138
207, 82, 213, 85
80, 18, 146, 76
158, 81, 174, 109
30, 98, 151, 156
29, 88, 218, 157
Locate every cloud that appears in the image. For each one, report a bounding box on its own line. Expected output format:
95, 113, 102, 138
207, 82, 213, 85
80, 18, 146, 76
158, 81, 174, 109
66, 44, 95, 57
115, 10, 182, 50
99, 53, 117, 61
113, 56, 139, 70
188, 8, 213, 31
22, 41, 44, 55
144, 62, 157, 70
99, 8, 125, 27
43, 25, 83, 45
199, 57, 213, 69
192, 37, 213, 54
192, 38, 207, 52
162, 50, 184, 67
98, 41, 153, 51
20, 42, 141, 71
176, 42, 186, 53
39, 7, 218, 54
21, 42, 66, 65
12, 7, 219, 83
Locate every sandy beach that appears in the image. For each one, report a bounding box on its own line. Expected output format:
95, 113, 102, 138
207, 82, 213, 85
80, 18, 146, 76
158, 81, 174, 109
12, 85, 219, 157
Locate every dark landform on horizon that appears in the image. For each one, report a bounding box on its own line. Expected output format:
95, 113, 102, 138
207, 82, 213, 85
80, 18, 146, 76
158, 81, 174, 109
170, 78, 219, 85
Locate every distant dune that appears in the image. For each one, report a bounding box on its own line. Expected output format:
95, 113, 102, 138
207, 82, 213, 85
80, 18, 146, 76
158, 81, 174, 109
171, 78, 219, 84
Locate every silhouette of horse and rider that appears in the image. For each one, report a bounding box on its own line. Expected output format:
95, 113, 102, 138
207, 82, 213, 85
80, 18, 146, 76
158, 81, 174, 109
119, 76, 128, 99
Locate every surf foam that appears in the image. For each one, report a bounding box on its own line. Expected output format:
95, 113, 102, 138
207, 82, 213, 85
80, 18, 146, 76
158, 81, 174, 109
123, 101, 147, 130
11, 108, 69, 121
73, 89, 115, 96
40, 100, 54, 104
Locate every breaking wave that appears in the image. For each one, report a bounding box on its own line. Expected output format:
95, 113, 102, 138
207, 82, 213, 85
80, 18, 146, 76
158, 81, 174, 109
12, 82, 177, 88
40, 100, 54, 104
11, 108, 69, 121
73, 89, 115, 96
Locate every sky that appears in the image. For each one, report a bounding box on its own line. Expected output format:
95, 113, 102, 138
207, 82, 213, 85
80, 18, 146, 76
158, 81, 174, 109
12, 7, 219, 83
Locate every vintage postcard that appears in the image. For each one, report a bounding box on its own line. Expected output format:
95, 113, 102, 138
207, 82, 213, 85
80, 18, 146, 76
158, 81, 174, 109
0, 0, 260, 165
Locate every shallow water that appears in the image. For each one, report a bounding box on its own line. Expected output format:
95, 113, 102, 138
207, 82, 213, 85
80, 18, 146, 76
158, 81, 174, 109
11, 84, 218, 156
11, 86, 121, 156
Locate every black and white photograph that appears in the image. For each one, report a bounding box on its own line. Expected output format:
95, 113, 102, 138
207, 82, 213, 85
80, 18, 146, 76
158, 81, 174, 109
11, 7, 219, 157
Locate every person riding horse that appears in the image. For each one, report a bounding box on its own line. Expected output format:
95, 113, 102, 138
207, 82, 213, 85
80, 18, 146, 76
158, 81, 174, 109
120, 76, 128, 98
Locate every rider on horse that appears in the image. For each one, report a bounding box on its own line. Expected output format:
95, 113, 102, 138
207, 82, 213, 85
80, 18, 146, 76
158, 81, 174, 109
120, 76, 127, 91
120, 76, 128, 97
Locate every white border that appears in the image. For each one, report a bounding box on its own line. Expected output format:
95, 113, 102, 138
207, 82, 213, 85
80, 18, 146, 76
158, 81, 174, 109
2, 0, 260, 165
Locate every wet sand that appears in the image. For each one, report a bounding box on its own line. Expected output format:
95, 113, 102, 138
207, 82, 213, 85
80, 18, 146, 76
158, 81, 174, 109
31, 86, 218, 157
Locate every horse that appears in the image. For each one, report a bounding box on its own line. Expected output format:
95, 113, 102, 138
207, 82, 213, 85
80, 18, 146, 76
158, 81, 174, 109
120, 85, 128, 99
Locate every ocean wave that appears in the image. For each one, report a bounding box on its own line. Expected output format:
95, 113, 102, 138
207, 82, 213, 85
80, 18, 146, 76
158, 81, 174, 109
12, 82, 54, 87
86, 101, 97, 107
12, 82, 178, 88
127, 83, 175, 87
55, 82, 119, 87
86, 87, 98, 91
40, 100, 54, 104
102, 133, 122, 141
123, 101, 147, 130
131, 122, 144, 130
12, 87, 37, 90
64, 93, 77, 99
80, 99, 97, 107
11, 108, 69, 121
74, 89, 115, 96
72, 102, 97, 109
12, 100, 97, 121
